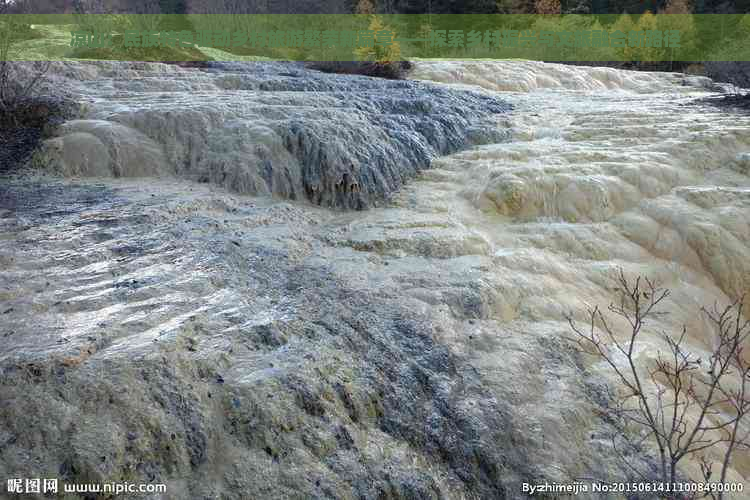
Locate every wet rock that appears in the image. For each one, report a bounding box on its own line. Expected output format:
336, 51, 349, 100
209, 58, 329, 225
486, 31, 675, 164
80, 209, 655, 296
0, 179, 539, 499
32, 61, 510, 209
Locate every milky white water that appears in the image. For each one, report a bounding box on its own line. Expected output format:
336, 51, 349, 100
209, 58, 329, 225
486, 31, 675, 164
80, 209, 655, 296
408, 60, 750, 482
312, 59, 750, 484
5, 59, 750, 489
411, 60, 750, 316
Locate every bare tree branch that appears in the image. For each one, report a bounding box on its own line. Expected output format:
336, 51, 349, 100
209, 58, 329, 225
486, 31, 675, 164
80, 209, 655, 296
567, 269, 749, 499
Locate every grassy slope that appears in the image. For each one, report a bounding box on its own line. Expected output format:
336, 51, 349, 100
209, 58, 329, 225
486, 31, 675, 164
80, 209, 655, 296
10, 24, 269, 62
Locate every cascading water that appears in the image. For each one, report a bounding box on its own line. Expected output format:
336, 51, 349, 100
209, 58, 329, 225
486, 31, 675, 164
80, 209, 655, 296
31, 61, 510, 209
407, 59, 750, 484
1, 59, 749, 497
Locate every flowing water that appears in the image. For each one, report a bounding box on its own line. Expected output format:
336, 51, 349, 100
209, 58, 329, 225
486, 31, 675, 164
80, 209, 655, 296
410, 59, 750, 483
2, 59, 750, 496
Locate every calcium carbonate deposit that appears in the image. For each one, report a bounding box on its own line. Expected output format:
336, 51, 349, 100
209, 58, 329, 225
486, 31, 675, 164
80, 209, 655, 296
1, 59, 749, 499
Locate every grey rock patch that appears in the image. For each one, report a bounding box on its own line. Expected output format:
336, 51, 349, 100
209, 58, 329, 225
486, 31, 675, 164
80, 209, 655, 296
0, 179, 540, 500
32, 61, 511, 210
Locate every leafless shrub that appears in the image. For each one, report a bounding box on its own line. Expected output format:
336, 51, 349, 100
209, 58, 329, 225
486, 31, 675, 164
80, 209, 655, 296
566, 269, 750, 498
307, 60, 412, 80
0, 12, 51, 123
704, 62, 750, 94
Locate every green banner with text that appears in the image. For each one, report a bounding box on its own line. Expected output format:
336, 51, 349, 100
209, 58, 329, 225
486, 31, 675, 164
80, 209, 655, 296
1, 14, 750, 62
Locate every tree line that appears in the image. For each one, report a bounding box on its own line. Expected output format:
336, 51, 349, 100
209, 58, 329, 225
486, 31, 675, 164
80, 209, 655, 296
3, 0, 748, 15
